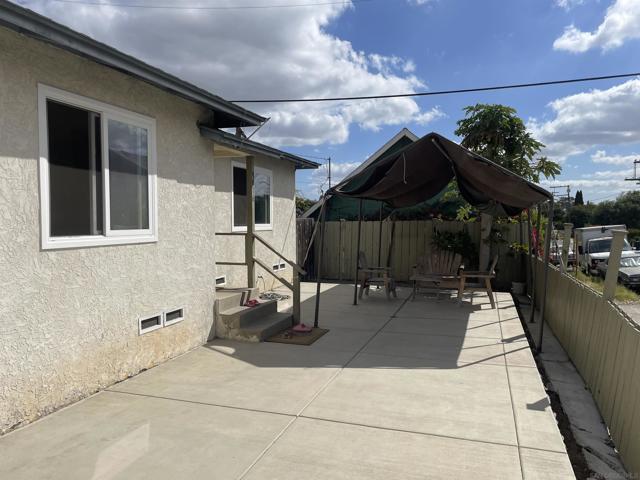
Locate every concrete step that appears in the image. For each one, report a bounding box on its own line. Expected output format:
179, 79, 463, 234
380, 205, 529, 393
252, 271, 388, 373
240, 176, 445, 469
218, 300, 278, 329
215, 291, 244, 314
236, 312, 293, 342
215, 288, 260, 313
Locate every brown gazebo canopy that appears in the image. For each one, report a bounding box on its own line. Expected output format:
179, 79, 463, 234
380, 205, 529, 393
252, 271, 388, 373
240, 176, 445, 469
312, 132, 555, 352
329, 132, 551, 216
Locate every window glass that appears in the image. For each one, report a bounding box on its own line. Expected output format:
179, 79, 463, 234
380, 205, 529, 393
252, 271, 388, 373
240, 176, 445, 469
232, 165, 271, 228
233, 166, 247, 227
47, 100, 103, 236
108, 119, 149, 230
255, 172, 271, 225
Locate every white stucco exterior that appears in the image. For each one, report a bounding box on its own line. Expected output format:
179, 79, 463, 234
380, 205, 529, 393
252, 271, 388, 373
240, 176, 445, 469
213, 155, 297, 290
0, 25, 298, 433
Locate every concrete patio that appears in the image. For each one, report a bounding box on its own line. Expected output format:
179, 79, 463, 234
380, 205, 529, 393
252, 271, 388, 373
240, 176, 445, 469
0, 283, 575, 479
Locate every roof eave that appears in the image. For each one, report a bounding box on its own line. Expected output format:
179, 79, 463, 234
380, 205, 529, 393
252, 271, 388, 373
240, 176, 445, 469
199, 125, 319, 170
0, 0, 265, 128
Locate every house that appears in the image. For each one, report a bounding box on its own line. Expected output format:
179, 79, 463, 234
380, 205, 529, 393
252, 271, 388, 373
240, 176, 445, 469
302, 128, 418, 220
0, 0, 318, 433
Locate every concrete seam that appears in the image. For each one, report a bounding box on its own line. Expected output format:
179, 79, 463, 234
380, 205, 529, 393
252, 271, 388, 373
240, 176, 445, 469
498, 303, 526, 480
236, 293, 412, 480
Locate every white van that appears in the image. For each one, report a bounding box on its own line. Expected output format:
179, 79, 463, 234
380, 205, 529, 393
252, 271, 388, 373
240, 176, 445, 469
575, 225, 635, 275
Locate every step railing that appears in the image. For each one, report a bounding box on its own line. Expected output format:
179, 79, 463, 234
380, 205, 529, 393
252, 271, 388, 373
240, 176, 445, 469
215, 232, 304, 324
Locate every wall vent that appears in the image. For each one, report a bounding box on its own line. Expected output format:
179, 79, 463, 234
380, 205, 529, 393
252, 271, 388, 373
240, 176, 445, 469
164, 307, 185, 327
272, 261, 286, 272
138, 314, 162, 335
215, 275, 227, 286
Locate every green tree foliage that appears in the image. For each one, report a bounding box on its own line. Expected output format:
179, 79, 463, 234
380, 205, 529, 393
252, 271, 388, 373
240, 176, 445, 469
568, 204, 594, 228
559, 191, 640, 232
591, 191, 640, 227
574, 190, 584, 205
295, 195, 316, 217
455, 104, 561, 183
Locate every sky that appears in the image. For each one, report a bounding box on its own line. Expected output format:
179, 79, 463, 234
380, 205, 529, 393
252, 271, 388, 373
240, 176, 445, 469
16, 0, 640, 202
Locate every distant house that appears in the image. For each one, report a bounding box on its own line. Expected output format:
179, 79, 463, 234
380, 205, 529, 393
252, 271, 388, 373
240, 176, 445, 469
0, 0, 318, 432
302, 128, 418, 220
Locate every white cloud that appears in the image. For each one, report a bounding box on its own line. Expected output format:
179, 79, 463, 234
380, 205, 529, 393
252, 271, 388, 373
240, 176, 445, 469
555, 0, 584, 11
541, 177, 634, 201
305, 160, 361, 196
553, 0, 640, 52
591, 150, 639, 165
528, 79, 640, 161
583, 169, 633, 178
20, 0, 441, 148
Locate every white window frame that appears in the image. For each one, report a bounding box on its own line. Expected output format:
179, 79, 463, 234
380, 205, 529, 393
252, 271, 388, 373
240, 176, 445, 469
38, 84, 158, 250
231, 159, 273, 232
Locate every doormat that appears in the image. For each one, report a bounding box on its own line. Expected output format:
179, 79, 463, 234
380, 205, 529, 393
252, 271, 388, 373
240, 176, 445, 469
266, 328, 329, 346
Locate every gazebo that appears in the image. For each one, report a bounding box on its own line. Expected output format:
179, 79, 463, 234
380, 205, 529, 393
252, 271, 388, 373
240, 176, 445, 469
310, 132, 555, 351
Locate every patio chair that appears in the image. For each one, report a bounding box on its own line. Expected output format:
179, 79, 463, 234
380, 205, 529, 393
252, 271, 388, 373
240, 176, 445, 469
457, 254, 499, 309
410, 250, 463, 301
358, 251, 397, 300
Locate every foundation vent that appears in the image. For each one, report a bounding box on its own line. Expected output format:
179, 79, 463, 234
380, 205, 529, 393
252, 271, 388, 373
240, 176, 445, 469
138, 314, 162, 335
272, 262, 286, 272
164, 307, 185, 327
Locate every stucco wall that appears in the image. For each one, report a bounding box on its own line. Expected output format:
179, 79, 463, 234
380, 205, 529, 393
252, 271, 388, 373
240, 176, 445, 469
213, 155, 297, 291
0, 27, 219, 432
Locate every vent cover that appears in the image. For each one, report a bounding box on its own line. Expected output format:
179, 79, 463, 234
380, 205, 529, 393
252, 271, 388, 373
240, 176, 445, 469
138, 314, 162, 335
215, 275, 226, 286
272, 262, 286, 272
164, 307, 185, 327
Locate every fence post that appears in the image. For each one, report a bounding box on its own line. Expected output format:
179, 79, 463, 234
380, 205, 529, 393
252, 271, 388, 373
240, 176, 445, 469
293, 272, 301, 325
561, 223, 573, 273
603, 230, 628, 301
479, 214, 492, 270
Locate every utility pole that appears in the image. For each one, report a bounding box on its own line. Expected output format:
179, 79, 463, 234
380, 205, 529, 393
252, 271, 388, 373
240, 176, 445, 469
625, 159, 640, 185
550, 184, 571, 217
327, 157, 332, 189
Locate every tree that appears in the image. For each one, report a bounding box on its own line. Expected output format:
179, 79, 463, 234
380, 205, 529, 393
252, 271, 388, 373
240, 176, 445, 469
455, 104, 561, 183
295, 195, 316, 217
591, 191, 640, 228
568, 204, 594, 228
574, 190, 584, 205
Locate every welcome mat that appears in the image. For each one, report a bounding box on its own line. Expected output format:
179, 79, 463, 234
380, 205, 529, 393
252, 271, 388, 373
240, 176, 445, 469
266, 327, 329, 346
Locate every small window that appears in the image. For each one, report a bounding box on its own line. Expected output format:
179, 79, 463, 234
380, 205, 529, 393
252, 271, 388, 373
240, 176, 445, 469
232, 161, 272, 231
38, 85, 157, 249
164, 307, 184, 327
138, 314, 162, 335
215, 275, 227, 286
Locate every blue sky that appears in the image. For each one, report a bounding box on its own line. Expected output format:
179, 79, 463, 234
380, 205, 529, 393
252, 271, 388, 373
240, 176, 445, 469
19, 0, 640, 202
289, 0, 640, 201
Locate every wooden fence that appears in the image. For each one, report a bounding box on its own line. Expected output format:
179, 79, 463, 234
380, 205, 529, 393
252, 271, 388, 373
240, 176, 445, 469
534, 260, 640, 475
310, 219, 527, 289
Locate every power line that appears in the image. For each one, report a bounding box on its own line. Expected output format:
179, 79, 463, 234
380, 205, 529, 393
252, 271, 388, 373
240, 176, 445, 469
230, 71, 640, 103
48, 0, 371, 10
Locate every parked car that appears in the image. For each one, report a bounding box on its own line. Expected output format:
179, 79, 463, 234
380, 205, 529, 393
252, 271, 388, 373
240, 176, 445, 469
596, 255, 640, 290
550, 239, 575, 266
575, 225, 635, 275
